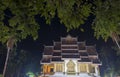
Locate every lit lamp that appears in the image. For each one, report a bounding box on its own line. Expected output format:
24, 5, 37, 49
26, 72, 35, 77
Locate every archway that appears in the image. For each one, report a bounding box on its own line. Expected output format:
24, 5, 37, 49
67, 60, 75, 74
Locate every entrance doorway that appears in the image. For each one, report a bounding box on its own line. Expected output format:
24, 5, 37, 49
67, 60, 75, 74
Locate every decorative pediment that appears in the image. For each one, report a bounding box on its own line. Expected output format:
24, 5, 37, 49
67, 60, 75, 73
67, 60, 75, 66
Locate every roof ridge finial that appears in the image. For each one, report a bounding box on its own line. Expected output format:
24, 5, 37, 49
66, 34, 72, 41
67, 34, 72, 38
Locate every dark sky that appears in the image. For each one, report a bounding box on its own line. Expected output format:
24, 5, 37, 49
0, 14, 117, 75
18, 14, 97, 52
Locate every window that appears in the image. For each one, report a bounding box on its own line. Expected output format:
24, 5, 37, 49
56, 64, 63, 72
79, 64, 87, 72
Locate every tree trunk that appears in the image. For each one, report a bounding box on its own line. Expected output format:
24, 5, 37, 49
113, 36, 120, 50
111, 32, 120, 50
3, 36, 15, 77
2, 48, 10, 77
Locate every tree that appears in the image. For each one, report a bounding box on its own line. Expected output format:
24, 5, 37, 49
1, 0, 119, 47
0, 0, 92, 43
93, 0, 120, 49
0, 1, 40, 44
0, 45, 6, 54
0, 1, 39, 76
0, 45, 6, 76
5, 49, 30, 77
2, 36, 16, 77
112, 45, 120, 75
38, 0, 92, 31
24, 55, 41, 77
99, 46, 116, 77
0, 1, 92, 76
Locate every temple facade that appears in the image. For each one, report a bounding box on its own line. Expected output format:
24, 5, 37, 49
40, 35, 101, 77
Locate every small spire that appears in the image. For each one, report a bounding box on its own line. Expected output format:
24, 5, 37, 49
66, 34, 72, 40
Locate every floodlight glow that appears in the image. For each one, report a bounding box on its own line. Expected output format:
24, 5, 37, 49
26, 72, 35, 77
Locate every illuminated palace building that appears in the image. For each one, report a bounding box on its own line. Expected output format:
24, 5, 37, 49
40, 35, 101, 77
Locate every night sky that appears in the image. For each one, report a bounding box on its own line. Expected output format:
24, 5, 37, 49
0, 14, 117, 75
18, 14, 97, 52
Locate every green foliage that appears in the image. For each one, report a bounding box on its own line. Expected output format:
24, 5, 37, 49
0, 0, 40, 44
0, 0, 92, 44
0, 74, 2, 77
93, 0, 120, 41
0, 0, 119, 44
40, 0, 92, 31
32, 0, 92, 31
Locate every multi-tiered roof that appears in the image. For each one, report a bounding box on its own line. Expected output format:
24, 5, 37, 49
41, 35, 101, 65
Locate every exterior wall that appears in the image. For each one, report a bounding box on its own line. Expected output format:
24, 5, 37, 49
41, 63, 101, 77
77, 63, 100, 76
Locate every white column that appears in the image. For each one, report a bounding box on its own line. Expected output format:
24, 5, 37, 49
54, 64, 56, 72
63, 63, 64, 72
77, 62, 79, 73
95, 66, 99, 76
86, 64, 89, 73
75, 61, 77, 73
64, 60, 67, 73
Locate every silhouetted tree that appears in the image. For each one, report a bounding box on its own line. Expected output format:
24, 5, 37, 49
5, 49, 29, 77
93, 0, 120, 49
